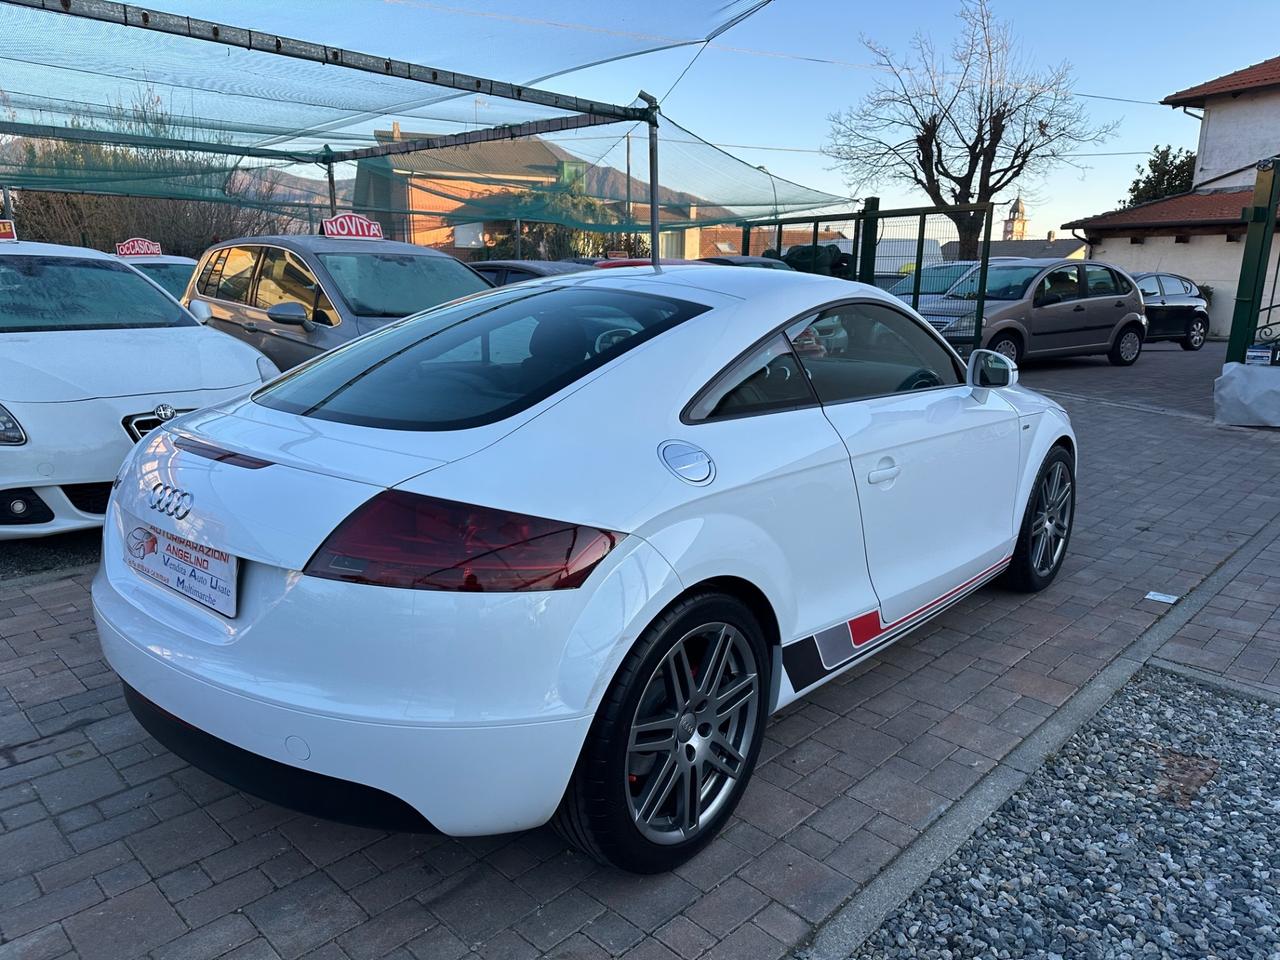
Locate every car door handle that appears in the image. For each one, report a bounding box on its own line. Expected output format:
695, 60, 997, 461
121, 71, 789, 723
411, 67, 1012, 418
867, 464, 900, 484
1072, 305, 1085, 312
243, 322, 259, 332
1118, 301, 1129, 307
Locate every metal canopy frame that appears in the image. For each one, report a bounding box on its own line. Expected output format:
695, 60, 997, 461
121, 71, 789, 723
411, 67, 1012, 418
0, 0, 664, 264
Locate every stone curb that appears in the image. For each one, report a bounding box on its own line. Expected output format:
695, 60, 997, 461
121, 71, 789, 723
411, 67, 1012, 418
800, 512, 1279, 959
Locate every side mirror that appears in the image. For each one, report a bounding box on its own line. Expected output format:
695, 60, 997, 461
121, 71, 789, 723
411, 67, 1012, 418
266, 301, 315, 331
967, 348, 1017, 389
187, 300, 213, 324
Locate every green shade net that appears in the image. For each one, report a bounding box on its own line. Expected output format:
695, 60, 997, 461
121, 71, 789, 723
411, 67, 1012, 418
0, 0, 843, 244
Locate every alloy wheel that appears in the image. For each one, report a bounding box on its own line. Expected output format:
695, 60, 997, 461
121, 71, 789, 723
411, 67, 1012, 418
625, 622, 760, 845
1189, 320, 1206, 348
994, 338, 1019, 362
1031, 460, 1072, 577
1119, 330, 1141, 362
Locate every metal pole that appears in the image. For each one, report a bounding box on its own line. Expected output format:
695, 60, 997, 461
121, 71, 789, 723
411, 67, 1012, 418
1, 185, 11, 220
811, 220, 820, 275
857, 196, 879, 285
910, 213, 926, 310
741, 224, 751, 257
326, 163, 337, 216
515, 217, 522, 260
1227, 158, 1280, 364
972, 205, 995, 356
774, 221, 782, 256
626, 133, 632, 226
639, 92, 660, 269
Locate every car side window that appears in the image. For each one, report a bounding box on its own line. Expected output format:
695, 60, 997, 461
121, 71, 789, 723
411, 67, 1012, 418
786, 302, 962, 404
215, 246, 260, 305
1084, 265, 1119, 298
686, 335, 815, 421
254, 248, 337, 324
1036, 266, 1081, 305
1137, 275, 1161, 298
197, 249, 228, 296
1160, 275, 1189, 296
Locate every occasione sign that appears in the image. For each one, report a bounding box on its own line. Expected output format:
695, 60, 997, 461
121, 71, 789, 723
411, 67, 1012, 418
116, 237, 163, 257
0, 220, 16, 241
320, 213, 384, 239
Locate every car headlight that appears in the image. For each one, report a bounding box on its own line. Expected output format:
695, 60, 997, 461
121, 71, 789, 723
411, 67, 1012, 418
257, 356, 280, 383
0, 403, 26, 445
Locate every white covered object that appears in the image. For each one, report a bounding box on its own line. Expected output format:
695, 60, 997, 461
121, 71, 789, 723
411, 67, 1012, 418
1215, 362, 1280, 427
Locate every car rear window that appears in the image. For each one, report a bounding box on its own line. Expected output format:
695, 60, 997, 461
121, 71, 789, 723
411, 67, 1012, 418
255, 286, 708, 430
133, 262, 195, 298
0, 256, 195, 332
317, 251, 489, 318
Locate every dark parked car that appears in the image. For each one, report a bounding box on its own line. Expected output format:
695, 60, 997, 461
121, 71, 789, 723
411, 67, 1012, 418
469, 259, 589, 286
1132, 272, 1209, 350
184, 236, 490, 370
698, 255, 794, 269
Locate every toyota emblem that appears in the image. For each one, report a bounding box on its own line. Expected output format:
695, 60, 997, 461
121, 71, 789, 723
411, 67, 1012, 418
148, 482, 193, 520
154, 403, 177, 422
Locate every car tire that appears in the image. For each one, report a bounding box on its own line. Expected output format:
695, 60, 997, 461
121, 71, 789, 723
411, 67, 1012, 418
1107, 324, 1144, 366
988, 332, 1023, 365
553, 592, 769, 873
1181, 316, 1208, 351
1004, 445, 1075, 592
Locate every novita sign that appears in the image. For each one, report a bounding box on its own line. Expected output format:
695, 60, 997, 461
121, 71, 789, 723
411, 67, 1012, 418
116, 237, 163, 257
320, 213, 384, 239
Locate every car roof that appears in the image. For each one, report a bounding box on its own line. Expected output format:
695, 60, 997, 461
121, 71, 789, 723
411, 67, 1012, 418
119, 254, 197, 265
700, 255, 786, 265
471, 260, 587, 274
0, 240, 118, 260
556, 262, 895, 308
203, 235, 457, 258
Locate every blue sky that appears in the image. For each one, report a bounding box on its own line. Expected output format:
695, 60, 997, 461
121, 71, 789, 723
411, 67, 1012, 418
143, 0, 1279, 231
552, 0, 1280, 233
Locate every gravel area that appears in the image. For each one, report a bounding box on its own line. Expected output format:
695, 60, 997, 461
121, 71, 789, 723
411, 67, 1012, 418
0, 528, 100, 579
850, 668, 1280, 960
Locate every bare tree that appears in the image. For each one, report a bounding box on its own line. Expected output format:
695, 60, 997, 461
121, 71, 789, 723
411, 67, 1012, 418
825, 0, 1114, 257
2, 90, 301, 255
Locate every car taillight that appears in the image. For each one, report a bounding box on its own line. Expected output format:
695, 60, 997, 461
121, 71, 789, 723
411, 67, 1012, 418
303, 491, 621, 592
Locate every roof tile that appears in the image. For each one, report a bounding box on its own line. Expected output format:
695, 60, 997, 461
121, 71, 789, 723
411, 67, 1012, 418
1163, 55, 1280, 107
1062, 189, 1253, 231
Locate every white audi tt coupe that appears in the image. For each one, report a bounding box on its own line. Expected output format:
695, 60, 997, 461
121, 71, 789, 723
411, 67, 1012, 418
0, 241, 277, 539
92, 266, 1075, 872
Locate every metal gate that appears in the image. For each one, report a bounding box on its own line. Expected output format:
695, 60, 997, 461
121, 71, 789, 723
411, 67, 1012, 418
739, 199, 996, 355
1227, 157, 1280, 362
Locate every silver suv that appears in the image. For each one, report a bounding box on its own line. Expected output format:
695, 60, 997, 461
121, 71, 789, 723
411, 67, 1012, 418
922, 259, 1147, 366
184, 236, 490, 371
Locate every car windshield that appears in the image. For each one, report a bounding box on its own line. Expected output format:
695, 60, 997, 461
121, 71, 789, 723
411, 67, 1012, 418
255, 285, 709, 431
0, 256, 194, 332
133, 262, 194, 298
945, 264, 1045, 301
889, 263, 973, 296
317, 251, 488, 318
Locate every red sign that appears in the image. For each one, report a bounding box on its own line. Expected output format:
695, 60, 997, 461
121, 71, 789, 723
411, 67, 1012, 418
0, 220, 16, 242
116, 237, 162, 257
320, 213, 384, 239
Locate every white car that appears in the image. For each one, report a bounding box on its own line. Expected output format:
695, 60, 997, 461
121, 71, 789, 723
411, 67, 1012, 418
119, 253, 198, 299
0, 241, 277, 539
92, 266, 1075, 872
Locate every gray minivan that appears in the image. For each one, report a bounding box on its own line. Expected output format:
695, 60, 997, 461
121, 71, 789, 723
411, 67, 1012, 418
921, 258, 1148, 366
184, 236, 490, 370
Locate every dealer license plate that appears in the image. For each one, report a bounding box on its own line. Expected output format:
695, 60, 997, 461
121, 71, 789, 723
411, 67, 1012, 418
123, 513, 238, 616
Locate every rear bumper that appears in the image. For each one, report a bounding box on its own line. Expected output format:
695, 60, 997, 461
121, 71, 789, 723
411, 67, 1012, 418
94, 583, 596, 835
123, 682, 434, 832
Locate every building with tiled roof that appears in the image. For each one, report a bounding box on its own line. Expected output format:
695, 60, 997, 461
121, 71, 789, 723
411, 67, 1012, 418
1061, 57, 1280, 334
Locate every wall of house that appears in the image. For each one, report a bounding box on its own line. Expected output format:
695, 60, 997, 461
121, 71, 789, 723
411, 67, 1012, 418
1195, 90, 1280, 189
1091, 233, 1279, 337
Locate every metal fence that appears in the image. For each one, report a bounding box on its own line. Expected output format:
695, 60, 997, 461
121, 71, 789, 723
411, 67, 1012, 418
740, 199, 996, 355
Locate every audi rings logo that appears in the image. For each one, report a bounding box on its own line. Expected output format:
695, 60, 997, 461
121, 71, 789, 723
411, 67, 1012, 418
148, 483, 193, 520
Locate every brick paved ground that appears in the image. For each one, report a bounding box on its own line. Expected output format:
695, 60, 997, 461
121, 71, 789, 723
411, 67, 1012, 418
3, 345, 1278, 960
